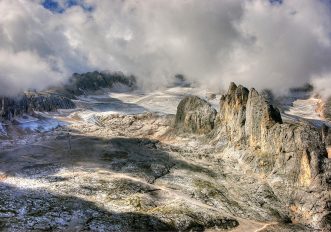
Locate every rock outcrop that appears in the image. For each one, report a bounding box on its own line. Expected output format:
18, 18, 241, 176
175, 82, 331, 230
0, 93, 75, 121
62, 71, 136, 96
218, 83, 283, 147
324, 97, 331, 121
175, 96, 217, 134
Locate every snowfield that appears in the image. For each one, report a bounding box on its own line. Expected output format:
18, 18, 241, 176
282, 91, 331, 127
71, 86, 222, 124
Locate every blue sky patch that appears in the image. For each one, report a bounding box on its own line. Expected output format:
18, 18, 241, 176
42, 0, 93, 13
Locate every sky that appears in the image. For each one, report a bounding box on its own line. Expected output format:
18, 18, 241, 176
0, 0, 331, 96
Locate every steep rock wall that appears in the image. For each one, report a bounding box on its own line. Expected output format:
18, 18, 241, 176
217, 83, 330, 230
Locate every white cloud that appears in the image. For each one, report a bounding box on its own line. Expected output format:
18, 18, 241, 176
0, 0, 330, 96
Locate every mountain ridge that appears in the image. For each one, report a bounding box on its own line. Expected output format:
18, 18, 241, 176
175, 82, 330, 230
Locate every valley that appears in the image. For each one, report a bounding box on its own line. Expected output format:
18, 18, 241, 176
0, 79, 330, 231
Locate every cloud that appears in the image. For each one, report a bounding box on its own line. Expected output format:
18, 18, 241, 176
0, 0, 330, 96
0, 0, 88, 96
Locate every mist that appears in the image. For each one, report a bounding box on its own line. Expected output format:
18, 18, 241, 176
0, 0, 331, 96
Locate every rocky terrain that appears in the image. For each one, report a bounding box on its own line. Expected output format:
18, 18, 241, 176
0, 82, 330, 231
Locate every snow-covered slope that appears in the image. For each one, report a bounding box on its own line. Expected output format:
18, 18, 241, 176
279, 89, 331, 127
71, 86, 221, 124
284, 97, 330, 127
78, 87, 219, 114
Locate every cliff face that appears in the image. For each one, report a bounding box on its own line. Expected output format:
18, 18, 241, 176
176, 82, 331, 230
218, 83, 283, 148
218, 83, 330, 229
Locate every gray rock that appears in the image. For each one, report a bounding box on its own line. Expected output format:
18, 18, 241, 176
218, 82, 250, 144
175, 96, 217, 134
0, 93, 75, 121
62, 71, 136, 96
324, 97, 331, 121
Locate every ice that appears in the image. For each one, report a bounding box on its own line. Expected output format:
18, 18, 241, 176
14, 114, 39, 124
18, 118, 65, 132
107, 86, 220, 115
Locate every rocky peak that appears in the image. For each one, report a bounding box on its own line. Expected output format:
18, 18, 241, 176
175, 82, 330, 230
219, 83, 249, 143
245, 87, 282, 148
219, 82, 282, 148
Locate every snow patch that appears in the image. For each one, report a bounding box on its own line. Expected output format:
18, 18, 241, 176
0, 122, 6, 136
71, 86, 222, 125
284, 97, 331, 127
12, 113, 67, 132
18, 118, 65, 132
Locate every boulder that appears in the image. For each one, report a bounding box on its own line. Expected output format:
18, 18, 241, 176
175, 96, 217, 134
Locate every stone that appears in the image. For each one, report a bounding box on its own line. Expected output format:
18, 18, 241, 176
175, 96, 217, 134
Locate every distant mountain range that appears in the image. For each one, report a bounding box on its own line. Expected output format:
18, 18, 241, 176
0, 71, 136, 121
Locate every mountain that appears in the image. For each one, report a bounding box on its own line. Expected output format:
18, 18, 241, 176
0, 71, 136, 122
0, 81, 329, 231
175, 83, 330, 230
